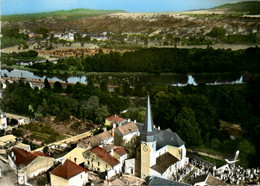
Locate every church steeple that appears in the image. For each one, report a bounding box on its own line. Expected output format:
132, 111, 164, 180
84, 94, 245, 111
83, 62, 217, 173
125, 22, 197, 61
144, 95, 154, 133
142, 95, 155, 142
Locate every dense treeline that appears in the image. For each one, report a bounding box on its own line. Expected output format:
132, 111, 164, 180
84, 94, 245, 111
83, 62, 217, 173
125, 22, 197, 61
30, 47, 260, 73
1, 28, 29, 48
1, 78, 259, 167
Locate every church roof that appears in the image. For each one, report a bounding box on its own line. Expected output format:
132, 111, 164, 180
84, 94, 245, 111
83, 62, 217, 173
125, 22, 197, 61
155, 129, 185, 149
50, 159, 88, 180
192, 174, 227, 185
137, 122, 185, 149
148, 176, 190, 186
150, 152, 179, 174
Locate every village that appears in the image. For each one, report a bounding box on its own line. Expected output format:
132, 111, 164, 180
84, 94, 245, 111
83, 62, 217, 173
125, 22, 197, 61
1, 2, 260, 185
0, 96, 260, 186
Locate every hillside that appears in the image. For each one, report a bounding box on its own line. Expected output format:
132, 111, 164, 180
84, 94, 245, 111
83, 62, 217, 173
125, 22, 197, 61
216, 1, 260, 15
1, 8, 125, 22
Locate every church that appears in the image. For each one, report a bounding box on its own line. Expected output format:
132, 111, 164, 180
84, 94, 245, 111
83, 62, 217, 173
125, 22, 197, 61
126, 95, 189, 180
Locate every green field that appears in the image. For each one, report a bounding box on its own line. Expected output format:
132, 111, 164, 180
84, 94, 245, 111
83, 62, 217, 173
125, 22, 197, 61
216, 1, 260, 15
1, 8, 125, 22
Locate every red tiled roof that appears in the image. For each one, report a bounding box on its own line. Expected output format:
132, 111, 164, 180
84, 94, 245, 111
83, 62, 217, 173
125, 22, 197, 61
114, 147, 128, 156
11, 148, 50, 165
33, 151, 51, 157
90, 146, 120, 167
50, 159, 88, 180
105, 115, 125, 123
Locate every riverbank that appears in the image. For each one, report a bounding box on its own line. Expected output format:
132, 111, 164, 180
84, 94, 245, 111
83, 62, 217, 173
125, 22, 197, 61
2, 65, 259, 86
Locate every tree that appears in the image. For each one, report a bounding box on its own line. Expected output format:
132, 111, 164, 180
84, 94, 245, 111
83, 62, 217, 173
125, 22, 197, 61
53, 81, 63, 93
95, 106, 109, 124
55, 109, 71, 122
237, 139, 256, 168
207, 27, 226, 39
174, 107, 202, 146
44, 78, 51, 89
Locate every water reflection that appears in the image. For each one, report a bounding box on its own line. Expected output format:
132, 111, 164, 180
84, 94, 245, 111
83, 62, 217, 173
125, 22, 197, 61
0, 69, 87, 84
0, 69, 244, 86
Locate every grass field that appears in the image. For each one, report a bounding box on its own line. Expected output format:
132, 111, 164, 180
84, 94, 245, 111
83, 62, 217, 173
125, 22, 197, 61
1, 8, 125, 22
216, 1, 260, 15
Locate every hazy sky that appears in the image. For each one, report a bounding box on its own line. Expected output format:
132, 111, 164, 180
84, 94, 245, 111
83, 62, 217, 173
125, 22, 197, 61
1, 0, 248, 15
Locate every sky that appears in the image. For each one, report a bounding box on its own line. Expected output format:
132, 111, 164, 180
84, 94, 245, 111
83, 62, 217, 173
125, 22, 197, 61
1, 0, 250, 15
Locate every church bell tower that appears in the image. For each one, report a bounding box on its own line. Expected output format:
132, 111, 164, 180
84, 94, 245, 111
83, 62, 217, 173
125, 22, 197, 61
140, 95, 156, 179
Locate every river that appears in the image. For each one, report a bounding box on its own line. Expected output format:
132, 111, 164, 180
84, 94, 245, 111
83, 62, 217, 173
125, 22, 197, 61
0, 68, 245, 86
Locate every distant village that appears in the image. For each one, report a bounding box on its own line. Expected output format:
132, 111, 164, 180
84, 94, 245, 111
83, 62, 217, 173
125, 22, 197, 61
0, 96, 260, 186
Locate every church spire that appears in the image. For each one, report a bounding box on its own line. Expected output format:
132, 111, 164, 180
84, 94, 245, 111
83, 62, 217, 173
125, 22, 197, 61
142, 95, 155, 142
144, 95, 154, 133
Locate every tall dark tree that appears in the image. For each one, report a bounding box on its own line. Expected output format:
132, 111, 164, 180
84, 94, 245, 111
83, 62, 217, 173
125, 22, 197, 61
44, 78, 51, 89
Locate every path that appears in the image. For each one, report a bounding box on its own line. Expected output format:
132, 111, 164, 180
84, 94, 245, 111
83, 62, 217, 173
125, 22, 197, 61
33, 130, 94, 152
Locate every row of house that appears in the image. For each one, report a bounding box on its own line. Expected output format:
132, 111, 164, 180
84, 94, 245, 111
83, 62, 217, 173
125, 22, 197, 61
0, 96, 190, 185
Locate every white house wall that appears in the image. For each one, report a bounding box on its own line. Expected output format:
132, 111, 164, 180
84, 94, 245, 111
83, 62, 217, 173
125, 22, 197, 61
124, 158, 135, 175
68, 172, 88, 186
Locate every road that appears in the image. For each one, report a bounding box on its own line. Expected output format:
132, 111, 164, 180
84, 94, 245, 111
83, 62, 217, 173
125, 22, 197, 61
33, 130, 94, 152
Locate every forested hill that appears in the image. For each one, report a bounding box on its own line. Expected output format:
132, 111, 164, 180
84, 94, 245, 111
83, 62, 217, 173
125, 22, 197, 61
216, 1, 260, 15
1, 8, 125, 22
30, 47, 260, 74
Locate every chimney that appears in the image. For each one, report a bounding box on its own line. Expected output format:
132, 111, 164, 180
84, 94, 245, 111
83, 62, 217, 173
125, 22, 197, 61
103, 127, 107, 132
113, 123, 117, 128
134, 120, 136, 123
158, 126, 160, 130
128, 119, 130, 122
111, 148, 114, 156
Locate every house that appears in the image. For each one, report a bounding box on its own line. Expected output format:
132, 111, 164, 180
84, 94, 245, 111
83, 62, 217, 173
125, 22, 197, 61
192, 173, 226, 186
12, 142, 31, 151
0, 111, 7, 130
50, 159, 88, 186
83, 146, 122, 179
8, 148, 54, 184
17, 118, 25, 125
112, 147, 128, 163
63, 147, 86, 166
77, 131, 113, 149
105, 115, 126, 126
113, 122, 140, 156
0, 135, 16, 148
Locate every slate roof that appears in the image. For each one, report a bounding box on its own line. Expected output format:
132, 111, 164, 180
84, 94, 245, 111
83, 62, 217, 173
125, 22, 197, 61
150, 152, 179, 174
90, 146, 120, 167
148, 176, 190, 186
11, 148, 50, 166
155, 129, 185, 149
137, 122, 185, 149
116, 122, 139, 136
105, 115, 125, 123
114, 147, 128, 156
192, 174, 227, 185
50, 159, 88, 180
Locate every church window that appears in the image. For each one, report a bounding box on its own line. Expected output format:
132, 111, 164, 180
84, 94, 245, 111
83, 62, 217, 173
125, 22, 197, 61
98, 161, 100, 166
88, 161, 90, 165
